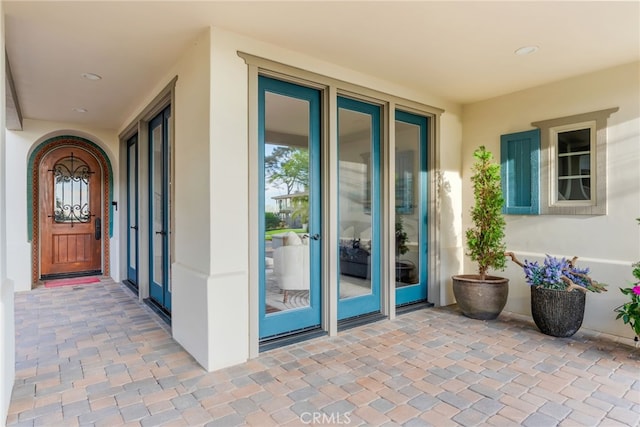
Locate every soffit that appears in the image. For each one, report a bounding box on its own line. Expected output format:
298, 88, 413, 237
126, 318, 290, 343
4, 1, 639, 130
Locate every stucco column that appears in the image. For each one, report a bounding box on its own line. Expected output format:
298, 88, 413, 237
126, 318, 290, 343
1, 2, 17, 421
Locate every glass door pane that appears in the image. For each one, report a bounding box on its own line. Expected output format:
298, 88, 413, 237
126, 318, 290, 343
127, 134, 138, 286
259, 76, 321, 340
395, 111, 428, 305
265, 93, 310, 312
152, 122, 164, 289
166, 113, 173, 302
149, 106, 171, 312
337, 97, 381, 320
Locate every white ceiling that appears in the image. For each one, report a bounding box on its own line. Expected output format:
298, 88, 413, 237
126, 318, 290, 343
4, 1, 639, 131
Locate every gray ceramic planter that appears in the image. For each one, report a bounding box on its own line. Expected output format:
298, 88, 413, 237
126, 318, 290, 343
452, 275, 509, 320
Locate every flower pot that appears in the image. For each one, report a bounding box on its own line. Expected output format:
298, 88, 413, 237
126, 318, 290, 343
396, 261, 415, 284
530, 286, 585, 337
452, 275, 509, 320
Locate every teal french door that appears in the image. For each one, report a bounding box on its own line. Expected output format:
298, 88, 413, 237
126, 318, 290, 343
258, 76, 322, 339
126, 134, 139, 288
149, 106, 172, 312
337, 97, 382, 320
395, 110, 428, 305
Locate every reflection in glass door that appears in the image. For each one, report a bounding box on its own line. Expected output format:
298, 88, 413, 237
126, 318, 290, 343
395, 111, 428, 305
149, 106, 172, 312
259, 76, 321, 339
126, 134, 139, 288
337, 97, 381, 320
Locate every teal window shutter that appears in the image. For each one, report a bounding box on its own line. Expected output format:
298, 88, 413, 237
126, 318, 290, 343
500, 129, 540, 214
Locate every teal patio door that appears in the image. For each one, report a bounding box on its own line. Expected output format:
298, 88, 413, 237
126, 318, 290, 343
395, 110, 428, 305
126, 134, 139, 288
337, 97, 382, 320
149, 106, 172, 312
258, 76, 322, 339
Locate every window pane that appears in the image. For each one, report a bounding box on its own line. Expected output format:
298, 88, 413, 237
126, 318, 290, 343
558, 154, 590, 178
128, 143, 136, 270
395, 120, 419, 287
152, 123, 164, 287
558, 177, 591, 201
557, 128, 591, 201
558, 129, 590, 154
166, 112, 173, 293
53, 155, 91, 223
338, 107, 373, 298
264, 92, 311, 312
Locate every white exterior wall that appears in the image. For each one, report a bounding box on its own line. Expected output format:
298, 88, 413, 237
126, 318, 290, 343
114, 29, 217, 369
4, 23, 464, 374
168, 31, 216, 370
199, 27, 463, 367
5, 122, 118, 291
162, 26, 464, 370
1, 0, 16, 422
461, 62, 640, 339
439, 113, 464, 306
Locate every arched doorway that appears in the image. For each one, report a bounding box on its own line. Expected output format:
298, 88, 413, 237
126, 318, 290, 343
30, 136, 112, 284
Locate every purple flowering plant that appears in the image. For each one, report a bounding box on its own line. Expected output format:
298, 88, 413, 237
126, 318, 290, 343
506, 252, 607, 293
523, 256, 597, 291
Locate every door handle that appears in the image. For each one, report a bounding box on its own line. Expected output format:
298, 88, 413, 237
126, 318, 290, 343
95, 218, 101, 240
155, 230, 166, 236
130, 225, 138, 230
309, 233, 321, 241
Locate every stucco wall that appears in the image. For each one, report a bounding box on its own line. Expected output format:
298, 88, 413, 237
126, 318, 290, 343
4, 23, 465, 374
439, 113, 464, 306
1, 1, 16, 422
115, 28, 217, 370
211, 25, 464, 353
166, 30, 216, 370
5, 122, 118, 291
166, 26, 465, 369
118, 28, 246, 371
461, 62, 640, 339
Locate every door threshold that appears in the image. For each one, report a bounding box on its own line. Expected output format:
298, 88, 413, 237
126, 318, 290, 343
40, 270, 102, 281
260, 327, 326, 352
144, 298, 171, 326
122, 280, 139, 295
338, 312, 386, 332
396, 300, 434, 315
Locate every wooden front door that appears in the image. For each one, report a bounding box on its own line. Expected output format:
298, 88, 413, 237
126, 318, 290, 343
40, 147, 103, 278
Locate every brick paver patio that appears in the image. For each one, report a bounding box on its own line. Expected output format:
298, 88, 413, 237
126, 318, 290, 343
6, 279, 640, 426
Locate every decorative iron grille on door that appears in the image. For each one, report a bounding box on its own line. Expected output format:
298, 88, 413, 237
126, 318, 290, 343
49, 152, 94, 225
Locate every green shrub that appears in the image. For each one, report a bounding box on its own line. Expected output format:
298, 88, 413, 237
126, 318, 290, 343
265, 212, 281, 231
466, 146, 506, 279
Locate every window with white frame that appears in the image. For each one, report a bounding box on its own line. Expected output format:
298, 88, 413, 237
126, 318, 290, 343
552, 122, 595, 204
532, 107, 618, 215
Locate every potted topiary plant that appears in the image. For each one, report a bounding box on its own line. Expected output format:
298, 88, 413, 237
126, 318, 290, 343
506, 252, 607, 337
395, 217, 414, 283
452, 146, 509, 320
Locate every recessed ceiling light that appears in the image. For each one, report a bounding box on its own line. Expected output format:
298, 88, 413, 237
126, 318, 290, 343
72, 107, 88, 113
515, 46, 539, 56
81, 72, 102, 81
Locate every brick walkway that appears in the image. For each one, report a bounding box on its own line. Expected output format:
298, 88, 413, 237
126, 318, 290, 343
6, 279, 640, 426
